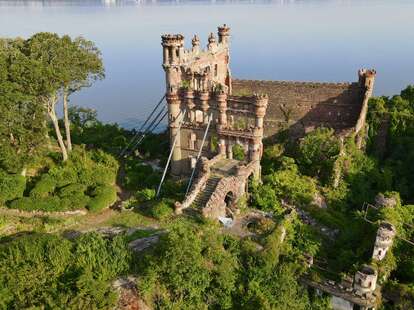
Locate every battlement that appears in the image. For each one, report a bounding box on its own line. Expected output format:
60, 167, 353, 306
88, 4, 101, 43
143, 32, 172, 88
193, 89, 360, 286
161, 34, 184, 46
233, 79, 353, 89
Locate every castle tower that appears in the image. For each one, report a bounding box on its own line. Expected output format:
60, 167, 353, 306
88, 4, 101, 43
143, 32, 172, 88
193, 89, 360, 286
372, 221, 396, 261
355, 68, 377, 144
161, 34, 185, 92
161, 26, 233, 177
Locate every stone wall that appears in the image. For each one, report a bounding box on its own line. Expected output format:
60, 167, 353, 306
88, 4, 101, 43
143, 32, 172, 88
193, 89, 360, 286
202, 160, 259, 219
174, 155, 223, 214
232, 79, 366, 138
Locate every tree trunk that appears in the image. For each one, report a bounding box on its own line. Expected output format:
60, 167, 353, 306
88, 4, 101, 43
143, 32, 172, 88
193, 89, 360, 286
47, 98, 68, 161
63, 90, 72, 152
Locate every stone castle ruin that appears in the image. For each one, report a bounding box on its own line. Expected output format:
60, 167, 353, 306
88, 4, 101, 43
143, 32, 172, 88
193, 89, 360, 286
372, 221, 396, 261
161, 25, 376, 218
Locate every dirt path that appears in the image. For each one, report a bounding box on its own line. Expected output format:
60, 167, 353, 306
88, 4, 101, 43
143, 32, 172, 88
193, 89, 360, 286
68, 208, 118, 232
0, 207, 87, 218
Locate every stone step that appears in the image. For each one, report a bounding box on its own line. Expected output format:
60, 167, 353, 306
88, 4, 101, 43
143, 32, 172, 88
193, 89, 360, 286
193, 176, 222, 208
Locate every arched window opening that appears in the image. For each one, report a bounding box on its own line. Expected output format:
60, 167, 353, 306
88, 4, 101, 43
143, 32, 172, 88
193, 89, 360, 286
224, 192, 234, 208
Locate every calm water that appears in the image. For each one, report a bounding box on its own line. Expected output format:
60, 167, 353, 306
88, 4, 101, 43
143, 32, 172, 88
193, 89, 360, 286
1, 0, 413, 127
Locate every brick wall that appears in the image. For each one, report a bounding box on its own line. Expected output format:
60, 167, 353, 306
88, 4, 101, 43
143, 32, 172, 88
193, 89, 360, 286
232, 79, 365, 138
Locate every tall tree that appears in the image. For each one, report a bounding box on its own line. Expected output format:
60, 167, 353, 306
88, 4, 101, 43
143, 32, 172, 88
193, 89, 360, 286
0, 39, 47, 173
24, 33, 69, 161
60, 36, 104, 152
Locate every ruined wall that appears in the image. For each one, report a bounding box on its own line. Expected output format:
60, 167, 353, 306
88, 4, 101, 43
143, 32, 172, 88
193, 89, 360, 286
232, 80, 365, 138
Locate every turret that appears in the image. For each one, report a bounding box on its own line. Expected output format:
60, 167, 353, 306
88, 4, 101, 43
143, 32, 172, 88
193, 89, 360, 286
191, 35, 200, 53
354, 265, 377, 297
207, 32, 217, 51
253, 93, 268, 129
161, 34, 184, 66
218, 24, 230, 45
358, 69, 376, 91
372, 221, 396, 261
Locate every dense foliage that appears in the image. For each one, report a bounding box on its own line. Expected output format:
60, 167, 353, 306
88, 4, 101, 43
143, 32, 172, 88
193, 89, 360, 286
137, 219, 327, 310
0, 233, 131, 310
367, 86, 414, 201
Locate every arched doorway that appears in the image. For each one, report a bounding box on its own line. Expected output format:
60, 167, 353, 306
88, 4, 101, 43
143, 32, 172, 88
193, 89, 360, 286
224, 191, 235, 208
246, 172, 255, 193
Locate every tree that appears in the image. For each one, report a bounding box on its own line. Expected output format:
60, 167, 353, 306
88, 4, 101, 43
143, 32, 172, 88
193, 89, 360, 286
298, 127, 341, 184
138, 221, 238, 309
25, 33, 69, 161
23, 33, 104, 161
0, 38, 48, 173
60, 36, 104, 152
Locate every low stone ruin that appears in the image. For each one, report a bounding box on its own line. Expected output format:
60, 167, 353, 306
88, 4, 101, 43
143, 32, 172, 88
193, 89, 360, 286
353, 265, 378, 297
375, 193, 398, 208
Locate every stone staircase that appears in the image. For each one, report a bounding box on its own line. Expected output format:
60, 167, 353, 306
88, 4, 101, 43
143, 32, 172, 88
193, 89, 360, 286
192, 175, 221, 208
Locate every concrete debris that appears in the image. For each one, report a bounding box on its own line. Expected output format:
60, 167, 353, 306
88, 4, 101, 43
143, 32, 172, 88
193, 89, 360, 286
219, 216, 234, 228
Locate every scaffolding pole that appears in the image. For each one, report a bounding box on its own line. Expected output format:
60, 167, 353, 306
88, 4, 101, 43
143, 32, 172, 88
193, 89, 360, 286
156, 110, 187, 198
185, 114, 213, 196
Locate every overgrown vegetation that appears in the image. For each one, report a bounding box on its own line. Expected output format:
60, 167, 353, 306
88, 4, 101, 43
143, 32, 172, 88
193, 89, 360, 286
249, 85, 414, 308
1, 29, 414, 309
3, 147, 119, 212
0, 233, 131, 309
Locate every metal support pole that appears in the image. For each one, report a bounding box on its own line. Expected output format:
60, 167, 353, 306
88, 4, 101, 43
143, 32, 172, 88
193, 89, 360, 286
156, 110, 187, 198
185, 114, 212, 196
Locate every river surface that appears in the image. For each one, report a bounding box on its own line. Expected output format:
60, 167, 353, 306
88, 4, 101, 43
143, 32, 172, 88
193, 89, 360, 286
1, 0, 413, 127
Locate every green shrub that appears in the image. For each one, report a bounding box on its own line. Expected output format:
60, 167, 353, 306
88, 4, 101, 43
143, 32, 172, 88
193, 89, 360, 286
91, 165, 117, 185
47, 147, 118, 188
250, 183, 283, 215
264, 158, 317, 206
159, 179, 185, 200
123, 158, 163, 191
135, 188, 156, 203
58, 183, 87, 197
60, 195, 90, 211
47, 165, 78, 188
232, 144, 245, 161
87, 185, 117, 212
0, 174, 26, 204
57, 183, 90, 210
10, 196, 62, 212
148, 199, 174, 220
30, 175, 57, 198
298, 127, 340, 184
